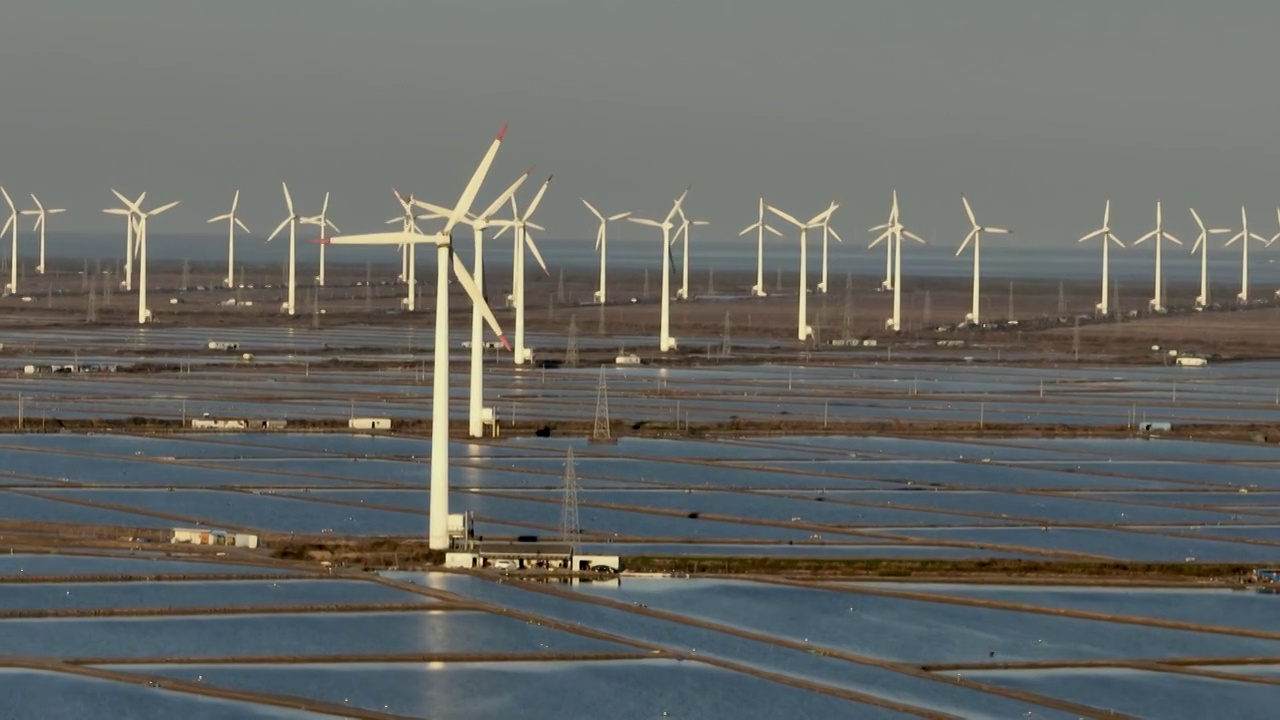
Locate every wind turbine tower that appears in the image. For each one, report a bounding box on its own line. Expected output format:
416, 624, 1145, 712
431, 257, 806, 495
492, 176, 552, 365
673, 206, 708, 300
816, 207, 843, 294
1133, 201, 1181, 313
207, 191, 250, 289
1078, 200, 1124, 316
869, 191, 925, 331
0, 188, 17, 294
738, 197, 781, 297
582, 198, 630, 305
22, 195, 65, 276
1223, 206, 1268, 304
268, 183, 303, 316
303, 193, 340, 287
628, 188, 689, 352
957, 195, 1011, 326
768, 202, 837, 341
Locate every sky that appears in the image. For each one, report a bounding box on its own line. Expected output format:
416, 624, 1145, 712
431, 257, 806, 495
3, 0, 1280, 259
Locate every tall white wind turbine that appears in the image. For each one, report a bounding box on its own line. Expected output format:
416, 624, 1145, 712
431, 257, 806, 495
492, 176, 552, 365
127, 195, 181, 324
957, 195, 1011, 325
1223, 206, 1268, 304
21, 195, 65, 275
868, 191, 925, 331
1188, 208, 1229, 308
738, 197, 782, 297
267, 182, 303, 316
868, 192, 900, 291
628, 188, 690, 352
1133, 201, 1182, 313
314, 124, 510, 551
1078, 200, 1125, 316
816, 207, 843, 294
102, 190, 144, 291
1, 188, 17, 294
769, 202, 838, 341
582, 199, 630, 304
672, 206, 709, 300
417, 169, 534, 437
207, 190, 250, 288
303, 192, 340, 287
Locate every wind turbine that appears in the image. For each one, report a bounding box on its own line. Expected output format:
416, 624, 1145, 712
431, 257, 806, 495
1223, 206, 1269, 304
102, 190, 144, 291
868, 192, 900, 291
303, 193, 340, 287
21, 195, 65, 276
267, 182, 303, 316
207, 191, 250, 288
672, 207, 709, 300
628, 187, 690, 352
416, 169, 534, 437
126, 195, 180, 324
313, 124, 510, 551
1188, 208, 1229, 308
1132, 202, 1182, 313
957, 195, 1011, 326
816, 208, 843, 295
1, 188, 17, 294
868, 191, 925, 331
738, 197, 782, 297
387, 189, 426, 310
770, 202, 837, 340
492, 176, 552, 365
1078, 200, 1125, 316
582, 198, 630, 304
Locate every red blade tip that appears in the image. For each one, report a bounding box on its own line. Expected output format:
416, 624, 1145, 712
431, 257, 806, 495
496, 123, 508, 141
310, 237, 331, 245
499, 335, 512, 352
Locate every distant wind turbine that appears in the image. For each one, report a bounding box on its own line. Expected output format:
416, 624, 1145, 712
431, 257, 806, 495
582, 198, 630, 305
1133, 201, 1181, 313
1223, 206, 1269, 304
739, 197, 782, 297
302, 192, 340, 287
21, 194, 65, 276
769, 202, 837, 341
387, 189, 427, 310
1078, 200, 1124, 316
492, 176, 553, 365
120, 193, 180, 325
673, 207, 709, 301
816, 207, 842, 295
207, 191, 250, 289
1, 188, 18, 294
1188, 208, 1228, 308
869, 191, 925, 331
957, 195, 1010, 326
629, 187, 690, 352
267, 182, 303, 316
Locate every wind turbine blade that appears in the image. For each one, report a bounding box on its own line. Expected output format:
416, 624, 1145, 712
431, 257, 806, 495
321, 191, 330, 218
1103, 199, 1111, 228
829, 227, 843, 243
476, 168, 534, 222
235, 218, 250, 234
738, 222, 759, 237
1133, 230, 1156, 246
527, 222, 546, 232
326, 219, 340, 233
581, 197, 604, 222
767, 206, 802, 228
1191, 235, 1203, 253
440, 123, 508, 238
902, 230, 927, 245
1224, 231, 1242, 247
149, 200, 180, 216
1189, 207, 1205, 232
30, 194, 44, 212
323, 231, 423, 246
1250, 233, 1269, 244
32, 214, 44, 232
207, 213, 230, 224
868, 222, 890, 233
492, 224, 512, 239
957, 229, 977, 256
231, 189, 240, 214
451, 250, 509, 347
889, 189, 899, 219
523, 176, 553, 220
281, 182, 294, 217
608, 212, 631, 222
765, 225, 783, 237
103, 208, 130, 216
628, 218, 663, 228
665, 186, 691, 225
0, 217, 11, 237
985, 227, 1010, 235
110, 188, 130, 208
1163, 232, 1182, 246
414, 201, 454, 218
525, 233, 550, 276
47, 208, 65, 214
268, 217, 291, 242
594, 226, 603, 252
1108, 234, 1126, 248
1078, 228, 1106, 243
961, 195, 976, 227
868, 230, 891, 249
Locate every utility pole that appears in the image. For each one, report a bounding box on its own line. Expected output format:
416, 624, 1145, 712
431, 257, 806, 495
1058, 281, 1066, 314
565, 314, 579, 368
560, 448, 581, 554
592, 366, 611, 441
181, 259, 190, 291
721, 312, 732, 357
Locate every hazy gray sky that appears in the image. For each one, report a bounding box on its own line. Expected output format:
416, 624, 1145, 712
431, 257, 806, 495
3, 0, 1280, 249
